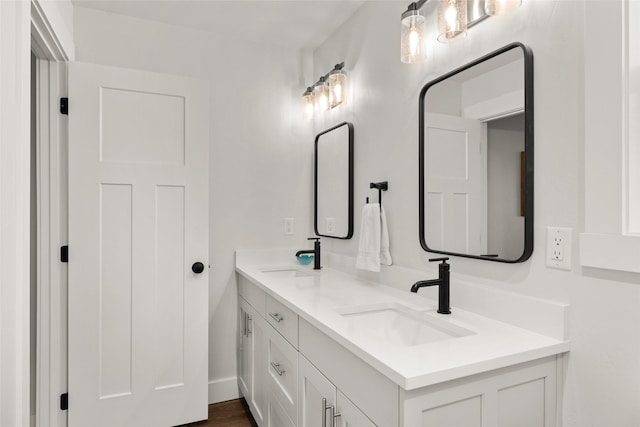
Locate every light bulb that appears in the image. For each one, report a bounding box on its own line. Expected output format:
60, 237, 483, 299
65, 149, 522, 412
409, 27, 420, 56
318, 93, 328, 110
445, 3, 457, 31
334, 84, 342, 101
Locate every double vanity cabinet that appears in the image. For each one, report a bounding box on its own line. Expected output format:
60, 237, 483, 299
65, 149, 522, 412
236, 251, 570, 427
238, 277, 376, 427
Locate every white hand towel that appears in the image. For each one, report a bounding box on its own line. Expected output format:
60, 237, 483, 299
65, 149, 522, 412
380, 205, 393, 266
356, 203, 381, 272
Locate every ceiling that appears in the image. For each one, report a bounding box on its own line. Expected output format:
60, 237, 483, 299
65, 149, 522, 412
72, 0, 369, 50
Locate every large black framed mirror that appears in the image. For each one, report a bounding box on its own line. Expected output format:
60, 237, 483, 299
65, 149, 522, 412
314, 122, 354, 239
419, 42, 533, 263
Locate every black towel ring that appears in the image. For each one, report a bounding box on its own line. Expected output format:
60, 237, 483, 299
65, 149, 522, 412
366, 181, 388, 206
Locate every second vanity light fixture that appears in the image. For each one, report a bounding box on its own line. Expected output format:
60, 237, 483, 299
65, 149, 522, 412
302, 62, 348, 119
400, 0, 522, 63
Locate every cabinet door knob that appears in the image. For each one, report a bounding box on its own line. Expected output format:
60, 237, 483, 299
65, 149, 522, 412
192, 262, 205, 274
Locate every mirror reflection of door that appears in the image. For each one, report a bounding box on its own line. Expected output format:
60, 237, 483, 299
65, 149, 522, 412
424, 113, 486, 255
421, 43, 531, 262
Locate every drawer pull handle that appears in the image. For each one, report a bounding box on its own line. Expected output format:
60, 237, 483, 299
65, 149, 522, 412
271, 362, 286, 376
246, 315, 252, 335
269, 312, 284, 323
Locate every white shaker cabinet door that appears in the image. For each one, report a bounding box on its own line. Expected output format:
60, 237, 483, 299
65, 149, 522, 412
298, 355, 338, 427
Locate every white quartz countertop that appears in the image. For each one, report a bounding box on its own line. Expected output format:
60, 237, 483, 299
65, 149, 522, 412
235, 252, 570, 391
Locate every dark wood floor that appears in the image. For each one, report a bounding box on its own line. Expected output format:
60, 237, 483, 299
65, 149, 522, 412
185, 399, 258, 427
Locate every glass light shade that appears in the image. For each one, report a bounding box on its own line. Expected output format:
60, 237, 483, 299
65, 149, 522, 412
302, 89, 315, 119
401, 10, 427, 63
484, 0, 522, 15
314, 78, 330, 112
438, 0, 467, 43
329, 69, 347, 108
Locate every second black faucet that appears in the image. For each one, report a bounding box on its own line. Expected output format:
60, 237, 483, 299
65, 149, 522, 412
410, 257, 451, 314
295, 237, 321, 270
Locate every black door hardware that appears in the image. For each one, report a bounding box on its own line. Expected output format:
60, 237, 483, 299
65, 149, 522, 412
192, 262, 205, 274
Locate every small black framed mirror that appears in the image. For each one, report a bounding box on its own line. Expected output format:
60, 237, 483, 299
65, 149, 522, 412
314, 122, 354, 239
419, 42, 534, 263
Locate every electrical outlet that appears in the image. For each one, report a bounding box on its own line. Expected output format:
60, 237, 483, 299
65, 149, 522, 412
283, 218, 294, 235
546, 227, 572, 270
326, 218, 336, 234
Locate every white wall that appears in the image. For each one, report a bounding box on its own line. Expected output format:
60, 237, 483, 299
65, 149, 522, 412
73, 6, 314, 402
314, 1, 640, 425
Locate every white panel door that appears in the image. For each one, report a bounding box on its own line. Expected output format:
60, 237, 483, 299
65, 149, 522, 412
424, 113, 486, 255
68, 62, 209, 427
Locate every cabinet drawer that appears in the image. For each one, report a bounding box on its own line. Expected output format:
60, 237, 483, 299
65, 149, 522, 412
238, 274, 266, 317
266, 295, 299, 348
267, 323, 298, 424
299, 318, 399, 427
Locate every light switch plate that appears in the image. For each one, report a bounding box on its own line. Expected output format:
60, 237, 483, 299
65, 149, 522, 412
546, 227, 572, 270
283, 218, 294, 235
326, 218, 335, 234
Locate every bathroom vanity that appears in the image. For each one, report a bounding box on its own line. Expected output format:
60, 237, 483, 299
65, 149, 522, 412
235, 250, 569, 427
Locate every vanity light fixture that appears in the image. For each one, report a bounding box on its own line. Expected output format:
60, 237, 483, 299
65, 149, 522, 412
302, 62, 348, 118
400, 0, 522, 63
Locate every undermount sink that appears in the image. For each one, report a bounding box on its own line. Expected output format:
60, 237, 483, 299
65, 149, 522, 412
260, 267, 314, 278
336, 303, 474, 347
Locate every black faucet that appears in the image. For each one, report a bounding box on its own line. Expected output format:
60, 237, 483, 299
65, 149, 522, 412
296, 237, 321, 270
410, 257, 451, 314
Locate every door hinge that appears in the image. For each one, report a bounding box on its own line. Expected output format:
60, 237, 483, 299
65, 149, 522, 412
60, 393, 68, 411
60, 97, 68, 115
61, 245, 68, 263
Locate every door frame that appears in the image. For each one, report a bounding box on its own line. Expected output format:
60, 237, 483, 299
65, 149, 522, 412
31, 2, 70, 426
0, 2, 31, 425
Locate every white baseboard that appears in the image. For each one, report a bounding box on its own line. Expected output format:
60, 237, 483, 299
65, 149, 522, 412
208, 377, 240, 404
